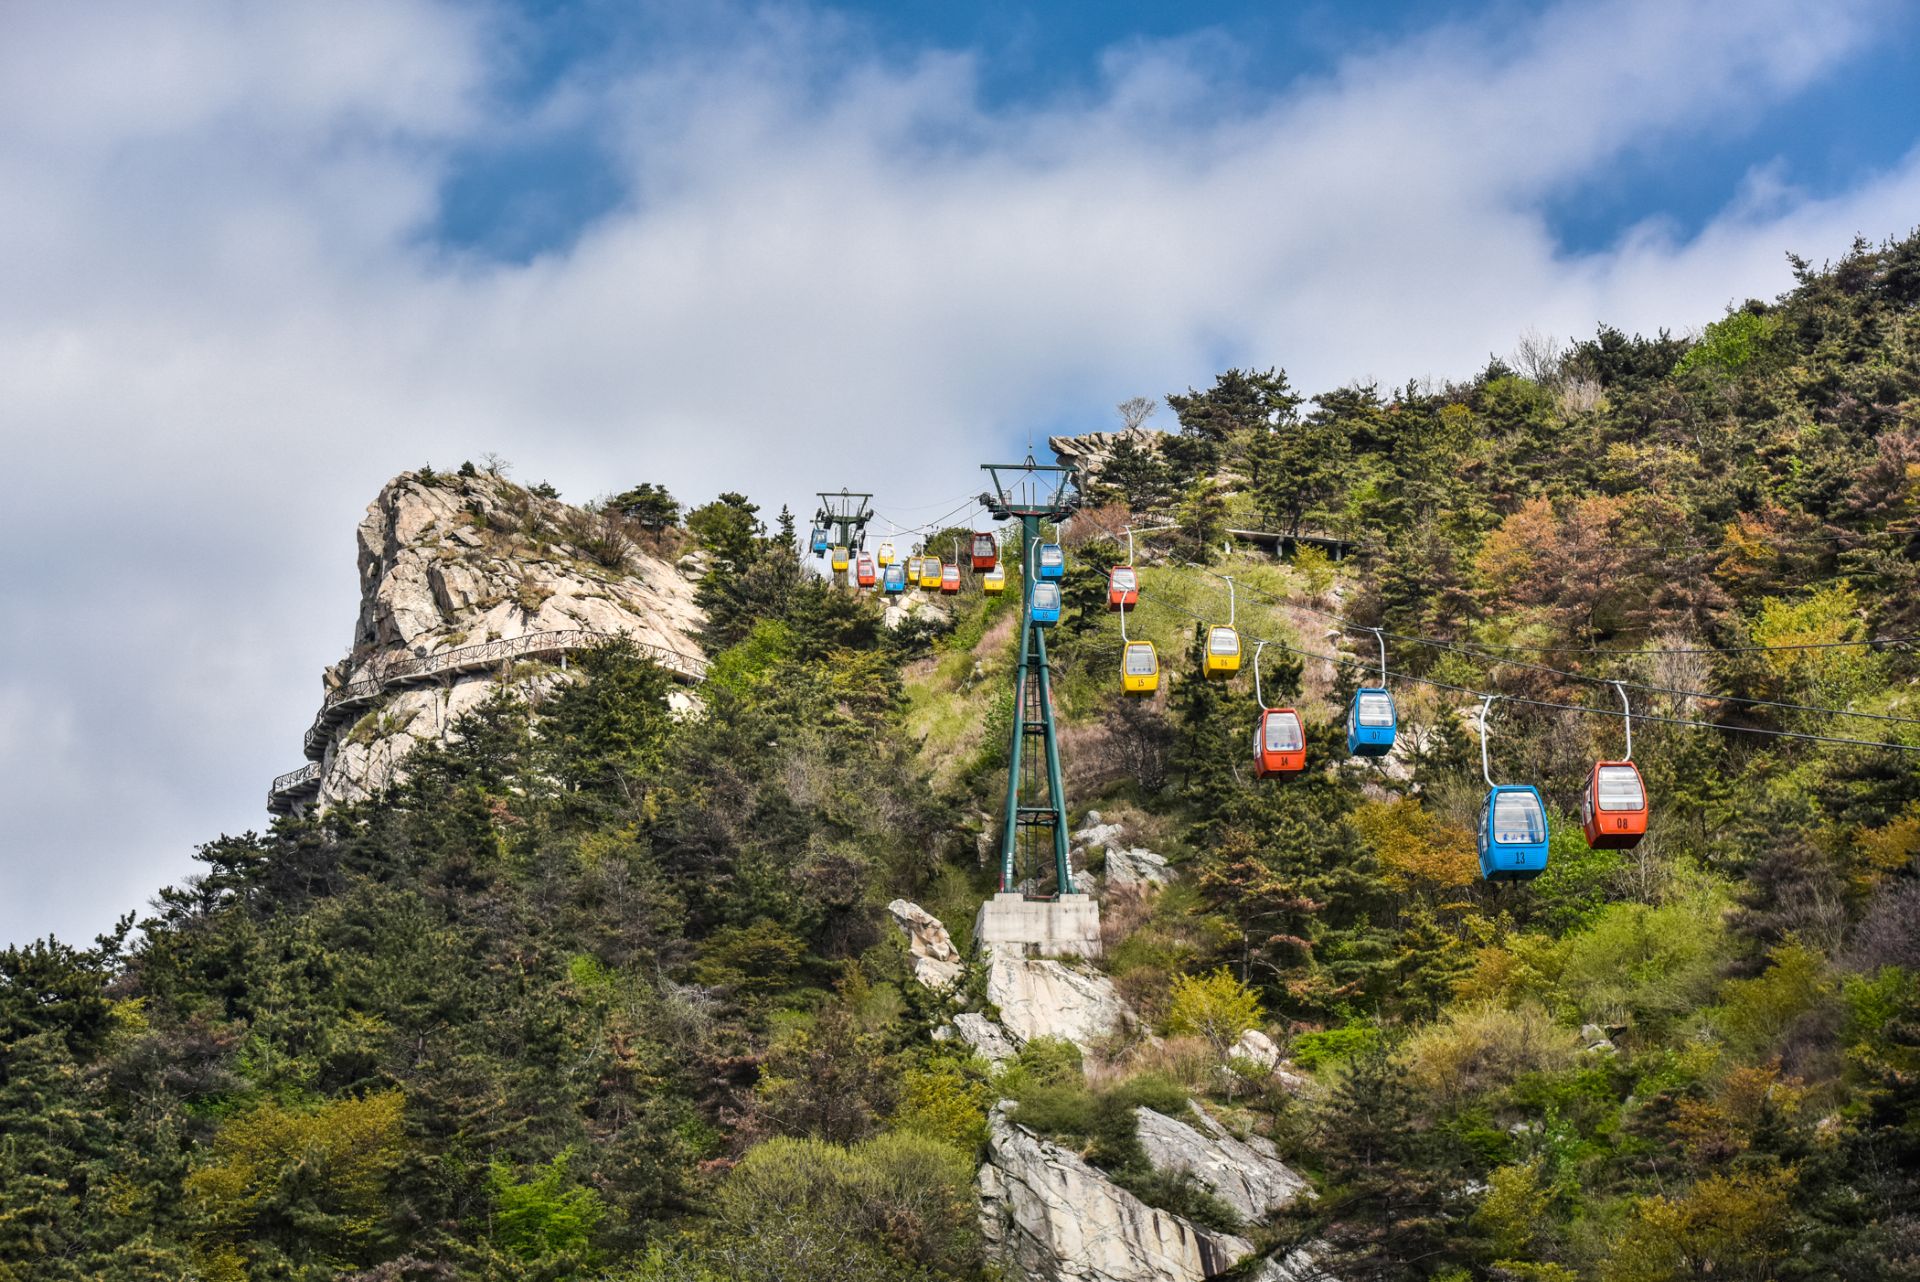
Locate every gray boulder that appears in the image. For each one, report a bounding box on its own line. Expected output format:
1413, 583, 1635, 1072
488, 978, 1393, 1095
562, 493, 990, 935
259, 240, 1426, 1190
887, 898, 963, 992
1104, 846, 1174, 890
984, 947, 1133, 1055
949, 1012, 1019, 1064
979, 1107, 1252, 1281
1134, 1105, 1311, 1223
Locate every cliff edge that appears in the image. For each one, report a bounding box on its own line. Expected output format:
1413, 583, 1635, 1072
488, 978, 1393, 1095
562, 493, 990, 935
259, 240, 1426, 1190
268, 468, 706, 813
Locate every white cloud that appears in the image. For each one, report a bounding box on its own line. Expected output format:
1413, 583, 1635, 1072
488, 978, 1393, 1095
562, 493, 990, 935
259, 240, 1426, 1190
0, 0, 1913, 944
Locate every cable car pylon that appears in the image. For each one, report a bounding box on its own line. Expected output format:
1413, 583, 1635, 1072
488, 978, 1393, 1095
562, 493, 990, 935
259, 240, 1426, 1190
979, 457, 1079, 896
812, 489, 874, 585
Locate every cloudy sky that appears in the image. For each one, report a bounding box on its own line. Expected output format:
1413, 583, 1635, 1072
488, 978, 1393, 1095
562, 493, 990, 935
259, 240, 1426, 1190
4, 0, 1919, 947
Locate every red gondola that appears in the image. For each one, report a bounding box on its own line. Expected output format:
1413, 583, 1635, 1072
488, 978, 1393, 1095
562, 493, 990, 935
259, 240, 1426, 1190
940, 563, 961, 594
1582, 762, 1648, 848
1251, 641, 1306, 777
1255, 708, 1306, 777
855, 554, 877, 587
971, 532, 998, 571
1107, 565, 1138, 611
1582, 684, 1647, 848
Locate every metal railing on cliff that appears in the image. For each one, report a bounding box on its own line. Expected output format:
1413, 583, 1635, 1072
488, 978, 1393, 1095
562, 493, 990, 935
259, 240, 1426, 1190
267, 629, 706, 812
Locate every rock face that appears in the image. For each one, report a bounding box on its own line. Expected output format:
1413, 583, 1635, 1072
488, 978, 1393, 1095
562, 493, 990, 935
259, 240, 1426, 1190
283, 470, 705, 809
887, 899, 963, 991
1134, 1105, 1311, 1223
1072, 813, 1174, 892
1049, 429, 1168, 488
1224, 1030, 1313, 1093
1255, 1247, 1337, 1281
948, 1012, 1019, 1063
984, 947, 1132, 1055
1105, 846, 1174, 890
882, 590, 951, 631
979, 1108, 1252, 1282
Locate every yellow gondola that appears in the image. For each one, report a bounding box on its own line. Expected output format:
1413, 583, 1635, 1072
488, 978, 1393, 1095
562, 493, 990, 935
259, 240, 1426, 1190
1205, 626, 1241, 676
919, 558, 943, 589
1204, 576, 1241, 677
983, 565, 1006, 594
830, 545, 850, 572
1122, 640, 1159, 694
877, 541, 896, 567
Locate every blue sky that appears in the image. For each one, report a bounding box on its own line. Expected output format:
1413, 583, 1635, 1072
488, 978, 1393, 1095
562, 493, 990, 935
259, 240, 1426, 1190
437, 0, 1920, 266
4, 0, 1920, 947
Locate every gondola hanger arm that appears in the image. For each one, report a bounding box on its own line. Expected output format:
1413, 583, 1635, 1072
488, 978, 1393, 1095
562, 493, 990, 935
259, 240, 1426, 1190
1122, 524, 1177, 564
1479, 694, 1499, 787
1614, 681, 1632, 761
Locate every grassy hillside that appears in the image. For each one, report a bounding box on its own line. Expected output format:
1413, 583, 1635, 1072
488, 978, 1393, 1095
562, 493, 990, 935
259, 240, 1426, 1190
4, 232, 1919, 1281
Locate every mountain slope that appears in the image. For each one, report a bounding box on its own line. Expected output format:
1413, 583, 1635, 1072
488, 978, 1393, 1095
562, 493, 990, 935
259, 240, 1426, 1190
3, 232, 1919, 1281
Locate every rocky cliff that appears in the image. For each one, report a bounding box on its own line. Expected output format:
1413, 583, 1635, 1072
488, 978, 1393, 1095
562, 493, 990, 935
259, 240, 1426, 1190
268, 469, 706, 813
891, 857, 1324, 1282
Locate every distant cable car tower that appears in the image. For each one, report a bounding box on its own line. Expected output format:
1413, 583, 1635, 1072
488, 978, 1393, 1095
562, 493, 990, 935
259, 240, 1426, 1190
812, 490, 874, 584
980, 454, 1081, 899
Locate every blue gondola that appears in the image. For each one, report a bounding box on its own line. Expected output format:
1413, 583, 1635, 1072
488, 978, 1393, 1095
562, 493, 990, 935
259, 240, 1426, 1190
1479, 785, 1550, 880
1030, 581, 1062, 624
810, 527, 830, 555
1037, 543, 1065, 581
1346, 629, 1397, 757
1348, 690, 1397, 755
882, 563, 907, 593
1475, 695, 1549, 880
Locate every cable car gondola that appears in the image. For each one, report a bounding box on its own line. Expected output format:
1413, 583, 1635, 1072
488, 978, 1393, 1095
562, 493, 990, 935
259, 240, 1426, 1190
882, 563, 907, 594
1118, 596, 1157, 694
1122, 642, 1159, 694
830, 545, 850, 572
1031, 581, 1062, 625
1108, 565, 1138, 611
1252, 642, 1306, 776
971, 532, 998, 571
877, 541, 896, 567
856, 554, 877, 588
1582, 683, 1649, 849
1347, 629, 1397, 757
1204, 577, 1240, 677
1476, 695, 1550, 881
810, 527, 830, 556
983, 565, 1006, 594
940, 563, 961, 594
1037, 543, 1065, 581
919, 557, 943, 589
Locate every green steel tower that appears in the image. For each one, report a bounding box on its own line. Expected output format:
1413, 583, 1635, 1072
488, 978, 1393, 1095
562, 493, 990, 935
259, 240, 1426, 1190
813, 490, 874, 551
979, 456, 1080, 898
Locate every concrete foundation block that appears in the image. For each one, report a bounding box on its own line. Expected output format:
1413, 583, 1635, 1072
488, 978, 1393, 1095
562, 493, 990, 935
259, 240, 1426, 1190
974, 892, 1103, 960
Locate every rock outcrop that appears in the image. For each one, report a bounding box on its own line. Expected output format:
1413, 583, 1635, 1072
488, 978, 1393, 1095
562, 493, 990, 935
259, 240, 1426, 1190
984, 948, 1132, 1055
1105, 846, 1175, 890
1072, 812, 1174, 892
1255, 1247, 1338, 1281
1225, 1030, 1314, 1093
946, 1012, 1019, 1063
979, 1107, 1252, 1282
279, 470, 705, 810
888, 899, 963, 991
1049, 429, 1168, 488
1133, 1105, 1311, 1223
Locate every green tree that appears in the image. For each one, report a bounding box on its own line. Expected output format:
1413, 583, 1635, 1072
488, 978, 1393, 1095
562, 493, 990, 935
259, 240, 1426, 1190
609, 482, 681, 530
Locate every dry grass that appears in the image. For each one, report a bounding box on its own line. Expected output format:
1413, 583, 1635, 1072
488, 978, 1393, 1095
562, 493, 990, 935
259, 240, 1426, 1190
1402, 1001, 1580, 1104
1085, 1035, 1219, 1095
